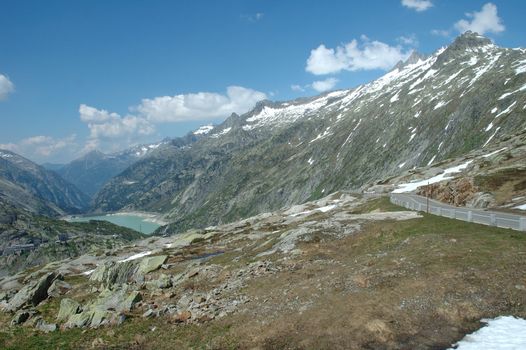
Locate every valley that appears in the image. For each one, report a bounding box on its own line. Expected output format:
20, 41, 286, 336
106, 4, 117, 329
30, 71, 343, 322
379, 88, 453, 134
1, 28, 526, 349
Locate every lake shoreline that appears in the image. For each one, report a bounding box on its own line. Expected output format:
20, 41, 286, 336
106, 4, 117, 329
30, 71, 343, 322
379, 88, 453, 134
63, 211, 168, 226
63, 211, 167, 234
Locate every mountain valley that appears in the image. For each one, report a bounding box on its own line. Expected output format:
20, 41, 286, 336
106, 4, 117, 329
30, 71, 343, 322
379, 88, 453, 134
1, 31, 526, 349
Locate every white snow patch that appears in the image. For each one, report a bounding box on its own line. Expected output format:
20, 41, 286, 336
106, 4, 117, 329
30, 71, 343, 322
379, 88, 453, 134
398, 162, 406, 169
482, 127, 501, 147
193, 125, 214, 135
448, 316, 526, 350
309, 127, 332, 143
485, 122, 494, 132
495, 102, 517, 118
434, 100, 450, 110
481, 147, 507, 158
390, 92, 399, 103
427, 155, 437, 166
515, 59, 526, 74
442, 70, 463, 85
498, 83, 526, 100
466, 56, 478, 66
210, 127, 232, 138
291, 204, 337, 217
119, 251, 152, 263
307, 158, 314, 165
491, 107, 498, 113
467, 53, 501, 88
392, 160, 473, 193
514, 204, 526, 210
82, 269, 95, 276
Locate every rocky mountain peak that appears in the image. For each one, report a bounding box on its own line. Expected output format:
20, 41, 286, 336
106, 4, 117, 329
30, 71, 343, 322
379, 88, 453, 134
392, 50, 428, 71
452, 30, 493, 49
435, 31, 495, 65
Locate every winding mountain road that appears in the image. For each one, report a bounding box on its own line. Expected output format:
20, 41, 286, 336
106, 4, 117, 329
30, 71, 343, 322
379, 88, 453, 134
390, 193, 526, 232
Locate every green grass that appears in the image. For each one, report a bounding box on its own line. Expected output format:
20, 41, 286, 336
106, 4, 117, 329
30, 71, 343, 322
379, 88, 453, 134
0, 316, 238, 350
351, 196, 401, 214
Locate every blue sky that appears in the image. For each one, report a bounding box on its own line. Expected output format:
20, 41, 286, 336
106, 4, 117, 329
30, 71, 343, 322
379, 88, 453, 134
1, 0, 525, 163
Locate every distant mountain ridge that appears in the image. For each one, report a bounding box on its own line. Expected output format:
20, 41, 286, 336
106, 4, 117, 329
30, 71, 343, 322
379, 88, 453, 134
84, 32, 526, 233
0, 149, 90, 216
48, 140, 174, 198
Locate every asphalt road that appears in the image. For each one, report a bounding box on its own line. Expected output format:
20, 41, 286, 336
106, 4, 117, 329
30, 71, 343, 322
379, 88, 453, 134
390, 193, 526, 232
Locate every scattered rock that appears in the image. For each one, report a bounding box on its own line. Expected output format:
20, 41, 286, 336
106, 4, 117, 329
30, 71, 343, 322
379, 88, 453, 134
172, 310, 192, 323
142, 309, 155, 318
7, 272, 60, 311
33, 317, 57, 333
48, 280, 72, 298
138, 255, 168, 275
64, 311, 92, 328
11, 310, 31, 325
145, 274, 172, 290
90, 261, 138, 287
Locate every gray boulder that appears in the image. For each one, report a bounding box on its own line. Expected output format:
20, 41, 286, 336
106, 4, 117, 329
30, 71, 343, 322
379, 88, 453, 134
90, 261, 138, 286
145, 274, 172, 290
57, 298, 81, 322
11, 310, 31, 325
7, 272, 59, 311
48, 280, 72, 298
33, 317, 57, 333
138, 255, 168, 275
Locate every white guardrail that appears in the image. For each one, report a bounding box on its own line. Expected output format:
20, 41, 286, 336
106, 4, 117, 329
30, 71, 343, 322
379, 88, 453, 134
390, 193, 526, 232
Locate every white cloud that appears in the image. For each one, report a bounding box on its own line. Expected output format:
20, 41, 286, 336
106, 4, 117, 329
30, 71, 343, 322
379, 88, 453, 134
0, 134, 78, 161
397, 34, 419, 47
454, 3, 505, 35
431, 29, 451, 37
0, 74, 15, 100
401, 0, 433, 12
291, 84, 306, 92
311, 78, 338, 92
135, 86, 267, 123
79, 105, 154, 140
77, 86, 265, 154
241, 13, 264, 22
306, 37, 411, 75
79, 104, 119, 123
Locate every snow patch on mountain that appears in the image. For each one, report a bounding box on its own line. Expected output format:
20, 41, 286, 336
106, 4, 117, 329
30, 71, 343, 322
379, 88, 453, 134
193, 125, 214, 135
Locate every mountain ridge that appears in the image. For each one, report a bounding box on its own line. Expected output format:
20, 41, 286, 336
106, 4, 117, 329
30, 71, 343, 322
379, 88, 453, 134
0, 149, 90, 216
86, 32, 526, 233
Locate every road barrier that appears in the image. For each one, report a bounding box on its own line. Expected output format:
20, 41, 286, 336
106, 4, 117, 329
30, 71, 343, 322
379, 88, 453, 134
390, 193, 526, 232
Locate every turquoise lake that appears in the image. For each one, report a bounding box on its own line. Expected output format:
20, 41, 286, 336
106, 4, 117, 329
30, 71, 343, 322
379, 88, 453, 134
69, 214, 161, 234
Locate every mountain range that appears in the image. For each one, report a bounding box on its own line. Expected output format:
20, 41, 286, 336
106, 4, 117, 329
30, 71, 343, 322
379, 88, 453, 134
86, 31, 526, 233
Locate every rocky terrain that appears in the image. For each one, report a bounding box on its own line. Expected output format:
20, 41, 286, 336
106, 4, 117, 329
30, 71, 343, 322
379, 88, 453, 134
0, 193, 524, 349
369, 129, 526, 213
90, 32, 526, 234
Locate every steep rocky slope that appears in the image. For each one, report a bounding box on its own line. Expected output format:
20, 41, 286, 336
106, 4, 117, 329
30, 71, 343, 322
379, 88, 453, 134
0, 150, 90, 216
51, 140, 176, 198
93, 32, 526, 234
368, 129, 526, 212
